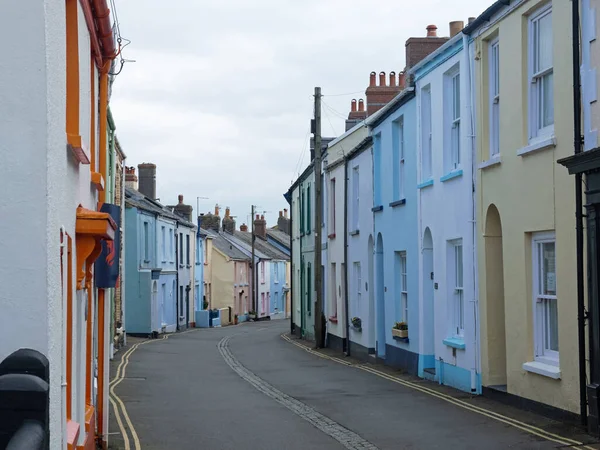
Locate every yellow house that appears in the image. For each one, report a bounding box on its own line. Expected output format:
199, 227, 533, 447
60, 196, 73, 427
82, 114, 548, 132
466, 0, 578, 413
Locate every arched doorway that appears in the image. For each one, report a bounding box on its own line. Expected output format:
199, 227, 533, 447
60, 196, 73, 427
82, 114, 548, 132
422, 228, 435, 371
376, 233, 386, 358
484, 204, 507, 387
368, 235, 375, 352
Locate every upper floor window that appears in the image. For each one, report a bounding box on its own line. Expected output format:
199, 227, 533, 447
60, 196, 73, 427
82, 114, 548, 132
421, 86, 432, 180
161, 226, 166, 262
300, 189, 305, 234
186, 234, 190, 266
395, 117, 405, 200
529, 5, 554, 140
274, 263, 279, 283
143, 221, 149, 262
307, 184, 312, 234
196, 238, 201, 264
352, 166, 359, 231
260, 261, 265, 284
489, 39, 500, 157
179, 233, 184, 265
445, 69, 461, 171
329, 178, 336, 236
373, 134, 382, 205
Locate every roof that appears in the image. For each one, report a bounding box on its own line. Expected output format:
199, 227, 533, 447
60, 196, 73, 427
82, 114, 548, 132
220, 232, 271, 261
204, 230, 250, 261
463, 0, 512, 36
366, 88, 416, 129
232, 230, 289, 261
346, 136, 374, 162
125, 186, 196, 229
266, 229, 291, 249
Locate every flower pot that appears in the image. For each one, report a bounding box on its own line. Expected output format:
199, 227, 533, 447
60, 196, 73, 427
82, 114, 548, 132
248, 314, 256, 320
392, 328, 408, 338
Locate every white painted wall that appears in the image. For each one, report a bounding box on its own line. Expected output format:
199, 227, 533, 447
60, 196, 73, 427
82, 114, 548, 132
416, 46, 478, 380
347, 147, 373, 350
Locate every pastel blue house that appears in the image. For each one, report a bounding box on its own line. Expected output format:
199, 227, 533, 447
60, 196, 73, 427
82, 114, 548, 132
368, 89, 420, 372
194, 224, 205, 326
270, 259, 287, 319
155, 214, 178, 333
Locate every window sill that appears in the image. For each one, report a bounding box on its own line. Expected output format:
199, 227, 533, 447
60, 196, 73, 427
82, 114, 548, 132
372, 205, 383, 212
443, 337, 466, 350
328, 233, 336, 239
517, 135, 556, 157
523, 361, 561, 379
161, 260, 167, 264
390, 199, 406, 208
349, 230, 360, 236
204, 263, 208, 266
329, 316, 338, 324
440, 169, 463, 182
417, 179, 434, 189
393, 336, 410, 343
143, 260, 151, 264
478, 156, 501, 170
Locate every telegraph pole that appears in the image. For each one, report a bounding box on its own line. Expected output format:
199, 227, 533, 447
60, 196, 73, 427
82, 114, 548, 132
251, 204, 256, 317
313, 86, 324, 348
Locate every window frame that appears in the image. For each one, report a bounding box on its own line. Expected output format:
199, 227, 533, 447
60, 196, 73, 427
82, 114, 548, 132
161, 226, 166, 262
329, 178, 336, 237
528, 4, 554, 141
532, 231, 559, 366
420, 85, 432, 181
352, 166, 360, 231
353, 261, 361, 315
398, 117, 405, 199
399, 252, 408, 324
489, 38, 500, 157
143, 221, 149, 262
186, 234, 190, 266
452, 241, 464, 337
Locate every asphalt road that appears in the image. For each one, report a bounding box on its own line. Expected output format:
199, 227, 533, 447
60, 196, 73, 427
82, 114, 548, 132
108, 320, 600, 450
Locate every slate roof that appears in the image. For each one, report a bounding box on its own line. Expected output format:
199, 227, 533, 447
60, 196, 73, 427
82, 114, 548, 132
266, 229, 291, 250
204, 229, 249, 261
232, 230, 289, 261
125, 187, 196, 229
220, 232, 270, 261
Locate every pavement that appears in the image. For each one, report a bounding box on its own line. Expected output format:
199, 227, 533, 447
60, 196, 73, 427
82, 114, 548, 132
108, 320, 600, 450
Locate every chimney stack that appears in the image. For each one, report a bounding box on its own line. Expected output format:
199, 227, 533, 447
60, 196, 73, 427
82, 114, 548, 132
404, 24, 449, 72
222, 207, 235, 234
449, 21, 464, 38
138, 163, 156, 199
278, 208, 291, 235
468, 17, 476, 25
169, 194, 193, 222
254, 214, 267, 240
240, 223, 248, 232
346, 97, 368, 131
178, 194, 184, 204
125, 166, 138, 190
365, 70, 403, 116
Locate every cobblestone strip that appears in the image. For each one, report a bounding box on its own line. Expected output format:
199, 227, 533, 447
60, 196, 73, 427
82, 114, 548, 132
218, 336, 379, 450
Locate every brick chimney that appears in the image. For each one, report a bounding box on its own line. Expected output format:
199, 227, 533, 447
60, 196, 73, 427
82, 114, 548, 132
138, 163, 156, 199
125, 166, 138, 190
345, 98, 368, 131
405, 24, 449, 72
277, 210, 291, 235
240, 223, 248, 232
449, 21, 464, 38
222, 206, 235, 234
365, 71, 404, 116
254, 214, 267, 240
169, 194, 193, 222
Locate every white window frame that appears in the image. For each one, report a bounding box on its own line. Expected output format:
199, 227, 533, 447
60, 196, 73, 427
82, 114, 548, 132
260, 261, 265, 284
528, 4, 554, 141
489, 38, 500, 157
161, 226, 166, 262
353, 262, 361, 315
143, 221, 149, 262
170, 229, 174, 262
452, 241, 464, 337
399, 252, 408, 324
352, 166, 360, 231
451, 72, 461, 169
329, 178, 336, 236
420, 85, 432, 181
398, 117, 405, 199
532, 231, 559, 366
274, 263, 279, 284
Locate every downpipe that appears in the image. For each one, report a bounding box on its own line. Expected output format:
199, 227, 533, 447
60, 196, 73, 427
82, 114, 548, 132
343, 159, 351, 356
60, 226, 68, 450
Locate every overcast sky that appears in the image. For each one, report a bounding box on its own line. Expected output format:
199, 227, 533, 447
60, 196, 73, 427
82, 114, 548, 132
110, 0, 492, 227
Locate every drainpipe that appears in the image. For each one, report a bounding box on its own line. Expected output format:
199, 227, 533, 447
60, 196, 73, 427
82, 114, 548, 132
60, 226, 68, 450
343, 159, 351, 356
463, 31, 479, 394
175, 223, 180, 332
121, 158, 127, 346
571, 0, 587, 427
289, 198, 294, 334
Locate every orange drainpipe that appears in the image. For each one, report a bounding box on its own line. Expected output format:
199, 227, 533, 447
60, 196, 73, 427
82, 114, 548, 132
90, 58, 96, 172
96, 61, 110, 446
66, 0, 80, 151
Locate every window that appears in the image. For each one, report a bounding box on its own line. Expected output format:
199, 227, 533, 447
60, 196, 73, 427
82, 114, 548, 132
452, 242, 464, 336
450, 72, 460, 169
399, 252, 408, 323
179, 233, 184, 265
161, 283, 166, 324
260, 261, 265, 284
307, 184, 312, 233
143, 222, 149, 262
186, 235, 190, 266
353, 262, 361, 314
307, 263, 312, 313
533, 232, 558, 364
301, 189, 305, 234
261, 292, 265, 313
196, 238, 201, 264
489, 39, 500, 157
421, 86, 432, 180
179, 285, 184, 318
329, 178, 336, 236
529, 5, 554, 139
395, 118, 405, 199
330, 263, 337, 318
161, 226, 166, 261
373, 134, 382, 205
170, 229, 174, 261
274, 263, 279, 283
352, 167, 359, 231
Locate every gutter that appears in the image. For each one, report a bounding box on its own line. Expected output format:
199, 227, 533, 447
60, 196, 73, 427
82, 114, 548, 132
79, 0, 118, 69
462, 0, 511, 36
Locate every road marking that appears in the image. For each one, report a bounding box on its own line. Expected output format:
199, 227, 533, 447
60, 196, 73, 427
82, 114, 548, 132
281, 334, 596, 450
110, 329, 197, 450
218, 335, 379, 450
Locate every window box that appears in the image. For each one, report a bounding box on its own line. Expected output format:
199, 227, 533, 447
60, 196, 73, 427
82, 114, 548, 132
392, 328, 408, 339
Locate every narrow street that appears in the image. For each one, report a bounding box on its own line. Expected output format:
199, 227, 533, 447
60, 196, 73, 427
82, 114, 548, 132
108, 321, 600, 450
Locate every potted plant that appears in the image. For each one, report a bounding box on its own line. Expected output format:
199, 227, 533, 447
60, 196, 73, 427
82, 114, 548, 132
392, 321, 408, 338
203, 300, 209, 310
351, 317, 362, 331
234, 314, 239, 325
248, 310, 257, 320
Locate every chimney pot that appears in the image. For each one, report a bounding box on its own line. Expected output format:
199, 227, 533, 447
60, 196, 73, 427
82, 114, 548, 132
256, 214, 260, 220
215, 205, 219, 216
369, 72, 376, 87
225, 207, 230, 218
468, 16, 476, 24
449, 21, 464, 38
178, 194, 183, 204
284, 208, 288, 218
240, 223, 248, 232
426, 24, 438, 37
358, 99, 365, 112
351, 99, 357, 112
379, 71, 386, 87
389, 71, 396, 87
260, 214, 265, 220
399, 71, 406, 89
279, 210, 283, 218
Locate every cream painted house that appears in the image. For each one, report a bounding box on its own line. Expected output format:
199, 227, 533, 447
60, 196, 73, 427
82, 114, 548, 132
465, 0, 578, 413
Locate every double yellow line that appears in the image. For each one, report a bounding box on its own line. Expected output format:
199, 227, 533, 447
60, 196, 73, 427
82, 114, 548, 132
110, 329, 197, 450
281, 334, 596, 449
